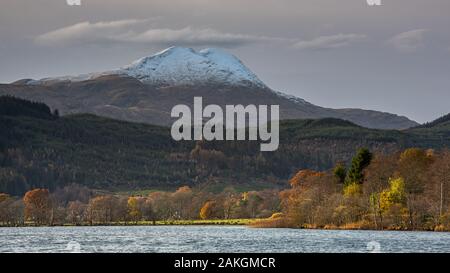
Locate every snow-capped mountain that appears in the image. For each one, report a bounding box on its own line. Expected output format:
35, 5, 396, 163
121, 47, 266, 88
1, 47, 418, 129
27, 46, 266, 88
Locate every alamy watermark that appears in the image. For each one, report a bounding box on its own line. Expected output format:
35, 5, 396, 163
366, 0, 382, 6
65, 241, 81, 253
366, 241, 382, 253
66, 0, 81, 6
170, 97, 279, 152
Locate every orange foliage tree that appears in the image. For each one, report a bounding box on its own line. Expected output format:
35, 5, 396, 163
200, 201, 217, 220
23, 189, 52, 225
289, 170, 324, 188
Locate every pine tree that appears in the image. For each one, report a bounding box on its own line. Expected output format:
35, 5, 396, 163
345, 148, 372, 186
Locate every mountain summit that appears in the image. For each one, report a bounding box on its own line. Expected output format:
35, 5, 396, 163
0, 47, 418, 129
121, 47, 266, 88
26, 46, 266, 88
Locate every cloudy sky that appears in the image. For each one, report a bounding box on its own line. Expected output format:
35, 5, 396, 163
1, 0, 449, 123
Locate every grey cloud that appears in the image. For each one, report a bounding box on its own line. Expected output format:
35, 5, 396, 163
387, 29, 429, 53
35, 20, 281, 48
292, 33, 367, 50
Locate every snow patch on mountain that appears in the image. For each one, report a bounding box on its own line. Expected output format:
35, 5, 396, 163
27, 47, 267, 89
120, 47, 266, 88
274, 91, 310, 105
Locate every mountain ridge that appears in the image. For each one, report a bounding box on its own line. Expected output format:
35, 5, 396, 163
414, 113, 450, 129
0, 47, 418, 130
21, 46, 267, 89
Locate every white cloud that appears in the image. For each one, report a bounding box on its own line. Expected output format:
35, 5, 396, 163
36, 20, 371, 52
387, 29, 429, 53
293, 33, 367, 50
127, 27, 279, 47
35, 20, 280, 48
35, 19, 148, 46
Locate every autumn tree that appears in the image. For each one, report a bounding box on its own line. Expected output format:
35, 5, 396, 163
397, 148, 433, 228
362, 153, 399, 229
0, 194, 24, 226
282, 166, 362, 228
171, 186, 193, 219
52, 206, 68, 226
114, 196, 129, 223
221, 187, 240, 219
379, 177, 406, 211
23, 189, 52, 225
398, 148, 433, 194
148, 191, 173, 220
241, 192, 263, 218
128, 197, 144, 223
289, 170, 324, 188
141, 198, 156, 224
0, 193, 12, 225
67, 201, 86, 225
374, 177, 407, 228
9, 200, 24, 226
88, 195, 117, 224
200, 201, 218, 220
428, 149, 450, 225
282, 174, 329, 227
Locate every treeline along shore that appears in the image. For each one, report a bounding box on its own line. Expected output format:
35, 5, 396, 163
1, 147, 449, 231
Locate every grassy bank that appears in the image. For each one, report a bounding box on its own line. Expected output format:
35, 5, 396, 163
0, 219, 259, 227
2, 218, 450, 231
126, 219, 258, 226
250, 218, 450, 232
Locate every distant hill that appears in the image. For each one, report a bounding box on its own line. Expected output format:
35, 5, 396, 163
0, 47, 418, 130
0, 96, 447, 196
413, 113, 450, 129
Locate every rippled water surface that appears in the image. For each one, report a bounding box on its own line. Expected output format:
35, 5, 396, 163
0, 226, 449, 253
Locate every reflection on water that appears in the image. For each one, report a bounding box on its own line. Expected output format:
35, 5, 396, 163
0, 226, 449, 253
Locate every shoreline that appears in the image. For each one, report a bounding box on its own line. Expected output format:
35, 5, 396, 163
1, 219, 449, 232
0, 219, 257, 228
249, 218, 450, 232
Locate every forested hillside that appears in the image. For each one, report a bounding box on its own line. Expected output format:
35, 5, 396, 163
0, 96, 449, 195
